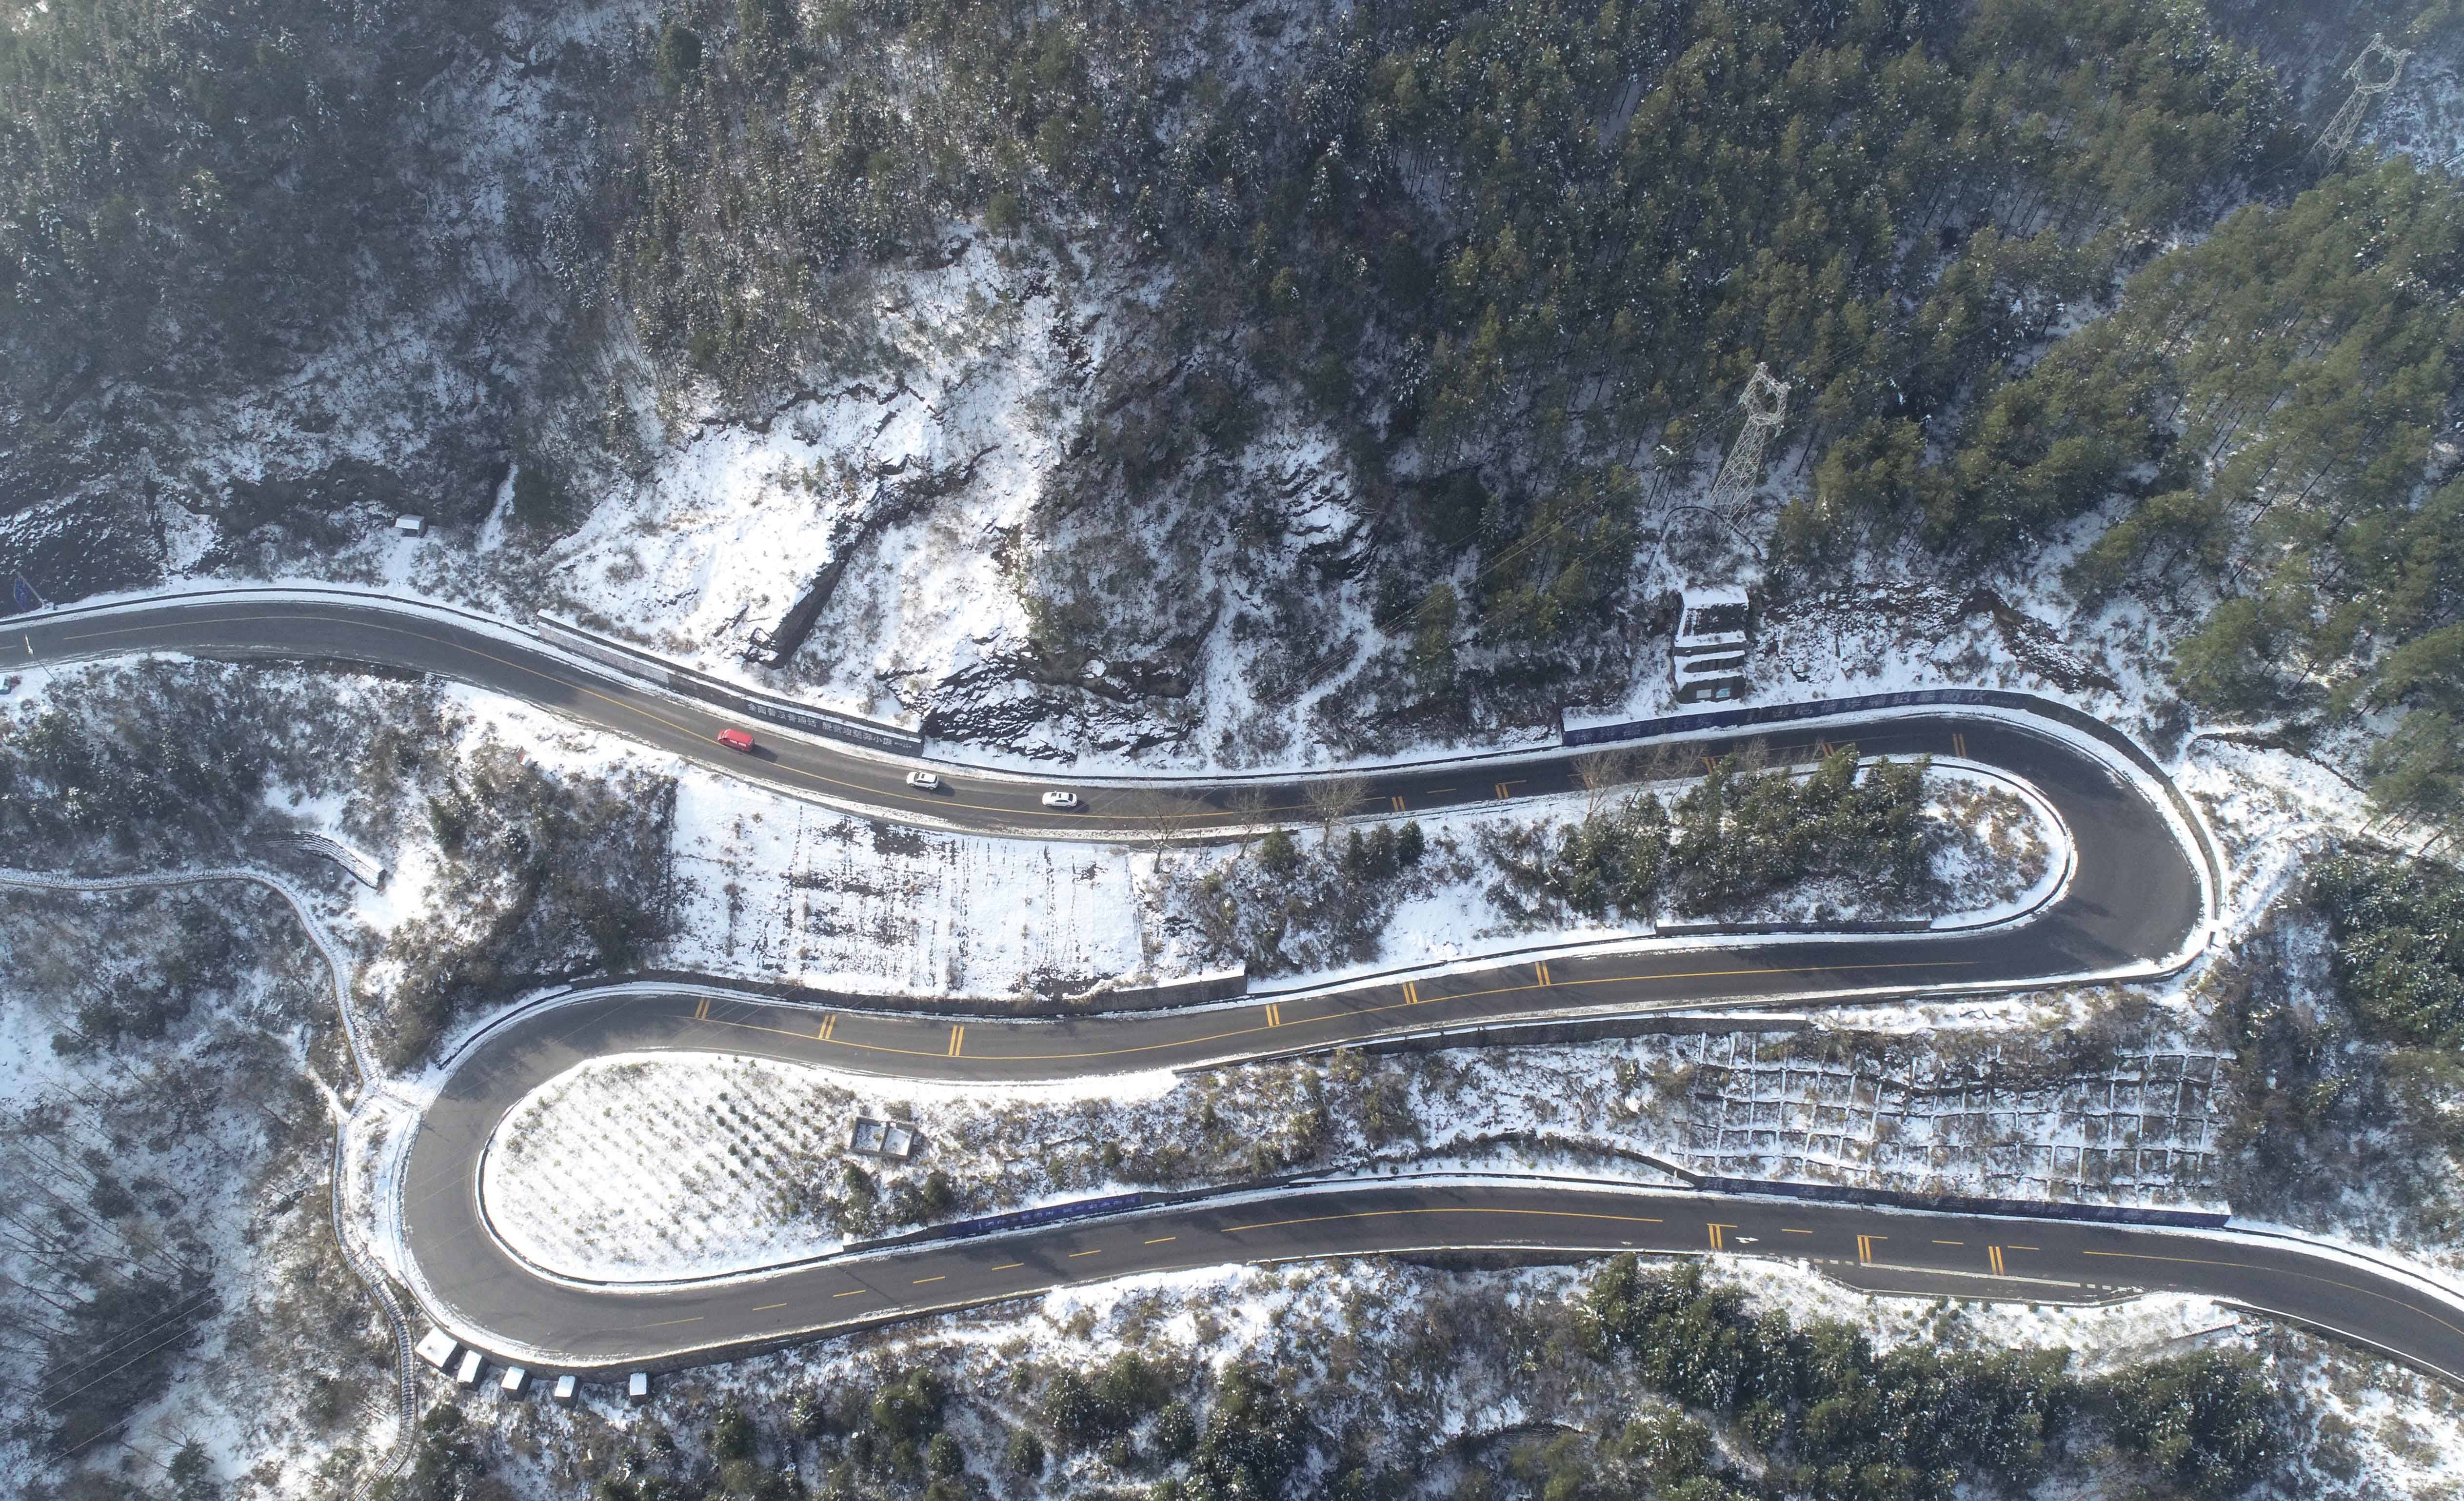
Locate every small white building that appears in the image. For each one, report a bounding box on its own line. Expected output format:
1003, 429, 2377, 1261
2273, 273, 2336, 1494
628, 1371, 652, 1403
499, 1365, 528, 1396
455, 1349, 486, 1387
1670, 587, 1750, 704
395, 514, 428, 536
553, 1374, 579, 1404
414, 1328, 458, 1371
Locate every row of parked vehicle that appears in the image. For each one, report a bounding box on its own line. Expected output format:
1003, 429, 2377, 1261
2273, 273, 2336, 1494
416, 1327, 650, 1404
712, 729, 1082, 807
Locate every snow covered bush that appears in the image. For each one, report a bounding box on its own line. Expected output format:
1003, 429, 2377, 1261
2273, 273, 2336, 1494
1487, 750, 1943, 924
378, 740, 676, 1067
1154, 818, 1453, 976
0, 661, 421, 871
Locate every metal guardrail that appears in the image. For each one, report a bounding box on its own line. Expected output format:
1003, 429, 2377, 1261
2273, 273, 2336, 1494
1565, 687, 2051, 748
534, 615, 923, 754
1655, 918, 1933, 937
1687, 1175, 2229, 1229
838, 1192, 1158, 1257
585, 966, 1246, 1020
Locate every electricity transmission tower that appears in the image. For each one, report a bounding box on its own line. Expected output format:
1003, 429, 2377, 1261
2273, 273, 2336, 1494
2316, 33, 2410, 160
1703, 363, 1789, 520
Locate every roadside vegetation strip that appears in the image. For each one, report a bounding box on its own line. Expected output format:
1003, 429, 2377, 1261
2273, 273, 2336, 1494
0, 865, 420, 1501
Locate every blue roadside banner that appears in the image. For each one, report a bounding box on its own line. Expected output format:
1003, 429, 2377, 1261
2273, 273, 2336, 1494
945, 1193, 1150, 1238
7, 577, 39, 615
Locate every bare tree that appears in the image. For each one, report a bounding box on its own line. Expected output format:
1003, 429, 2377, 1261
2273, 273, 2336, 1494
1222, 786, 1272, 853
1304, 775, 1372, 845
1127, 790, 1202, 854
1640, 742, 1691, 787
1573, 749, 1636, 818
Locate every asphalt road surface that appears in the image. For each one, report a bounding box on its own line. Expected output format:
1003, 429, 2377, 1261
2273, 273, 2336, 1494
46, 591, 2449, 1387
416, 1170, 2464, 1383
407, 978, 2464, 1383
17, 590, 2194, 858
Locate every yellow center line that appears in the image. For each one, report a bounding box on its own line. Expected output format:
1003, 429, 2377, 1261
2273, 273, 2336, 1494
1144, 1236, 1177, 1245
1933, 1240, 1965, 1245
1223, 1206, 1666, 1234
1067, 1248, 1101, 1258
833, 1288, 867, 1298
751, 1302, 788, 1311
913, 1275, 946, 1285
990, 1262, 1025, 1271
693, 959, 1976, 1064
1781, 1228, 1813, 1235
641, 1315, 703, 1327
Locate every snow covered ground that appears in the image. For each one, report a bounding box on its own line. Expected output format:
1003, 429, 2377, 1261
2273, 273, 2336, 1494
668, 771, 1155, 999
479, 1051, 1183, 1281
0, 878, 406, 1501
4, 642, 2453, 1497
529, 239, 1073, 734
1143, 759, 2068, 984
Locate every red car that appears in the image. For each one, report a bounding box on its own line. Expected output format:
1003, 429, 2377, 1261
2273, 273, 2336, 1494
716, 728, 756, 753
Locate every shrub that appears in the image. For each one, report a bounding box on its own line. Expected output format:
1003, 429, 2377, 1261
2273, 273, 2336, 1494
2095, 1351, 2285, 1499
1257, 828, 1298, 873
1585, 1258, 2073, 1498
41, 1268, 218, 1457
1002, 1427, 1046, 1478
869, 1368, 946, 1442
2315, 850, 2464, 1048
1510, 751, 1942, 923
1044, 1351, 1172, 1449
382, 744, 675, 1067
1189, 1362, 1310, 1500
655, 21, 703, 93
510, 455, 571, 533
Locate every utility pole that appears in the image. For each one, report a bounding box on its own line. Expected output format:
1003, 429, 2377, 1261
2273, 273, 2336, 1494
1704, 363, 1789, 522
2316, 33, 2410, 161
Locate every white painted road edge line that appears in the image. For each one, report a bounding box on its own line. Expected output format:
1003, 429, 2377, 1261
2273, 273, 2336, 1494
404, 1168, 2464, 1374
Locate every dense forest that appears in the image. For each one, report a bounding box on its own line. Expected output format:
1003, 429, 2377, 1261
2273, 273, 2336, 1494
5, 0, 2462, 816
368, 1258, 2305, 1501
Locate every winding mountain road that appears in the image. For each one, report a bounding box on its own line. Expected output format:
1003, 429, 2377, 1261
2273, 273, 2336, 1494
27, 587, 2464, 1389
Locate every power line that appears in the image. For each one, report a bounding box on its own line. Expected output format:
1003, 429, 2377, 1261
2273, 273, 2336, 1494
34, 1291, 221, 1418
0, 1152, 206, 1284
37, 1295, 219, 1417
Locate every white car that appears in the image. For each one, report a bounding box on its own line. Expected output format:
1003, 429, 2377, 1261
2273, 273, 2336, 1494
1039, 790, 1081, 810
905, 770, 943, 790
